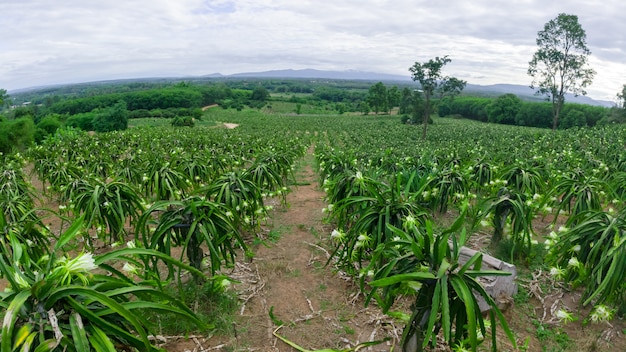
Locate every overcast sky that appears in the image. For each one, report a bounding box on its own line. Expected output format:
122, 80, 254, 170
2, 0, 624, 101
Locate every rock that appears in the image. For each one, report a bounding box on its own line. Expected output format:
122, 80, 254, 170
457, 246, 518, 313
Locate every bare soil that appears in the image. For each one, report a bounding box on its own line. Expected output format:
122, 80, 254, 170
161, 149, 402, 351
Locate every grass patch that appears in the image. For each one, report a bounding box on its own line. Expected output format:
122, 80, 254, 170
143, 280, 239, 336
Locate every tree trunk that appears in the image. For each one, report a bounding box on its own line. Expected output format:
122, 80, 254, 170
552, 94, 564, 130
421, 95, 431, 140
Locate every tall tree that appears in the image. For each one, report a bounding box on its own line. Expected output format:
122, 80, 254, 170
367, 82, 388, 114
398, 88, 413, 115
0, 89, 9, 110
387, 86, 400, 114
617, 84, 626, 109
528, 13, 596, 130
409, 56, 466, 139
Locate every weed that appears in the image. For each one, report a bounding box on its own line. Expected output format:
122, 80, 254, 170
287, 268, 301, 277
143, 280, 239, 336
531, 319, 572, 351
269, 306, 284, 326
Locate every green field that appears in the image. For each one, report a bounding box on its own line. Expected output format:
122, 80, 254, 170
2, 107, 625, 351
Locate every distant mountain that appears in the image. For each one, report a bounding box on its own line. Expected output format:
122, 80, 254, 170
227, 68, 409, 82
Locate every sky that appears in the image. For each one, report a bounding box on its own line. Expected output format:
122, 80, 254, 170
1, 0, 625, 102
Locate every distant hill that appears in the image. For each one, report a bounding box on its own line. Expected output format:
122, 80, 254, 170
205, 69, 612, 107
9, 68, 614, 107
225, 68, 409, 82
464, 83, 613, 107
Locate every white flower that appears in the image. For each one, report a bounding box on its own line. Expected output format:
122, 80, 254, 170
219, 278, 231, 290
330, 229, 345, 241
571, 244, 581, 253
403, 215, 416, 227
590, 305, 614, 322
556, 309, 575, 323
549, 266, 565, 279
355, 171, 363, 180
122, 262, 139, 275
126, 241, 136, 248
567, 257, 581, 268
66, 252, 97, 272
543, 239, 553, 250
558, 226, 568, 233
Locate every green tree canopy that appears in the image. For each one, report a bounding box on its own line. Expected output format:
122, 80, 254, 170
367, 82, 388, 114
409, 56, 466, 139
617, 84, 626, 109
93, 100, 129, 133
488, 94, 522, 125
528, 13, 596, 130
0, 89, 9, 109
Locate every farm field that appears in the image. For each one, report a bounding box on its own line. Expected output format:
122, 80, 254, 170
1, 106, 625, 351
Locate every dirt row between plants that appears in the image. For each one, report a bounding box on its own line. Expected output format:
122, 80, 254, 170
163, 147, 402, 351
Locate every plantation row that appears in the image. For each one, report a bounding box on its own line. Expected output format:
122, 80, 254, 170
311, 117, 626, 350
0, 122, 310, 350
1, 111, 625, 350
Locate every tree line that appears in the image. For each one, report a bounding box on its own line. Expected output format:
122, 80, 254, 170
437, 95, 617, 128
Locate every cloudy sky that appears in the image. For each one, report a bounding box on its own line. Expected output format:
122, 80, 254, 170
2, 0, 624, 101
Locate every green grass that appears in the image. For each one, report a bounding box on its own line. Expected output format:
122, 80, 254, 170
143, 280, 239, 336
532, 319, 572, 351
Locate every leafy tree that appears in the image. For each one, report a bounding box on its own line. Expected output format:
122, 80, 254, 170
367, 82, 388, 114
437, 77, 466, 101
528, 13, 596, 130
359, 101, 370, 115
560, 109, 586, 129
617, 84, 626, 109
93, 100, 128, 132
409, 56, 466, 139
0, 89, 9, 110
399, 88, 414, 115
387, 85, 400, 114
35, 115, 63, 143
487, 94, 522, 125
250, 85, 270, 101
0, 118, 35, 153
410, 90, 427, 124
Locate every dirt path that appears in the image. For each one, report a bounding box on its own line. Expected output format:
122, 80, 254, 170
230, 147, 398, 351
164, 147, 400, 351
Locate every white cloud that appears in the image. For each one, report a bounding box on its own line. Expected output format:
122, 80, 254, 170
1, 0, 624, 100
